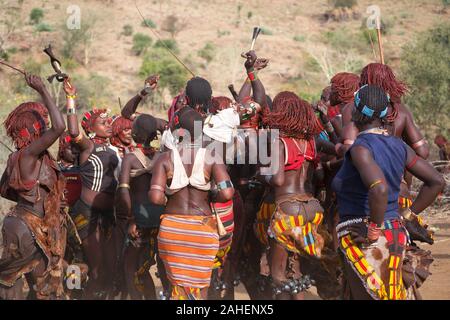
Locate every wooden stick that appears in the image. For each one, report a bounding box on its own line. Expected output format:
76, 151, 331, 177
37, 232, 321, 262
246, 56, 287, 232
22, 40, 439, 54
118, 97, 123, 110
135, 2, 195, 77
376, 16, 385, 64
368, 31, 377, 61
0, 60, 25, 75
0, 140, 13, 153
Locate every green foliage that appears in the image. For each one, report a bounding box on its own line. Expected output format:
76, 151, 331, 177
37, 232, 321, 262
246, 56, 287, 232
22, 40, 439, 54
298, 91, 321, 103
0, 47, 17, 61
247, 11, 253, 19
62, 15, 96, 62
141, 18, 156, 28
35, 22, 53, 32
304, 55, 321, 73
293, 35, 306, 42
360, 17, 393, 44
132, 33, 153, 55
260, 27, 273, 36
62, 58, 79, 71
197, 42, 216, 64
328, 0, 357, 8
443, 0, 450, 7
29, 8, 44, 25
322, 28, 364, 52
400, 23, 450, 133
140, 48, 189, 96
69, 73, 111, 110
217, 29, 230, 38
13, 59, 44, 95
154, 39, 178, 53
122, 24, 133, 37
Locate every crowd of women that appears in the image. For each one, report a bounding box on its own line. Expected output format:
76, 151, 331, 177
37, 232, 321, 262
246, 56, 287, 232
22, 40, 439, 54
0, 49, 445, 300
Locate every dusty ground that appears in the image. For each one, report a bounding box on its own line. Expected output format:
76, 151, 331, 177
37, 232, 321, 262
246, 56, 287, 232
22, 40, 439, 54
150, 210, 450, 300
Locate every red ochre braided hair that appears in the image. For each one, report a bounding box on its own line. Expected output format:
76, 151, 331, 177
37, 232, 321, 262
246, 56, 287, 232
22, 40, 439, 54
210, 96, 232, 114
81, 108, 110, 135
58, 131, 72, 161
262, 91, 323, 140
4, 102, 48, 149
360, 63, 408, 104
110, 115, 133, 146
330, 72, 360, 104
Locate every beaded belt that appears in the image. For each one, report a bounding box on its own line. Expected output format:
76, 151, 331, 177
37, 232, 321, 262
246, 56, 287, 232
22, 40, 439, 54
336, 217, 368, 239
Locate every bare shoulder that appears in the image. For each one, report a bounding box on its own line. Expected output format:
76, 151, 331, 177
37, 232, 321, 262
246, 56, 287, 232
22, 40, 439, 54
123, 152, 139, 169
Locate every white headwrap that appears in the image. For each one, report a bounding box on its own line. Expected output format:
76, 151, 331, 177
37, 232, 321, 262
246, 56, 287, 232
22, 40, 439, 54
203, 107, 240, 144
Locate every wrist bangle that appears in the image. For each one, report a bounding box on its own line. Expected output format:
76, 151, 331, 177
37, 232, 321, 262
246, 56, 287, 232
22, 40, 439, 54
367, 221, 382, 241
118, 183, 130, 189
67, 107, 76, 115
151, 184, 165, 193
66, 94, 77, 99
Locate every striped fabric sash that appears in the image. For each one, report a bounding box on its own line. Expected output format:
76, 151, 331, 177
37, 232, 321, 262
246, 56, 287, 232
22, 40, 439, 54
158, 214, 219, 297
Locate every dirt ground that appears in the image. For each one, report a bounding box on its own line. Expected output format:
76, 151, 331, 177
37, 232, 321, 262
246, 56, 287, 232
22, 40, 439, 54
150, 211, 450, 300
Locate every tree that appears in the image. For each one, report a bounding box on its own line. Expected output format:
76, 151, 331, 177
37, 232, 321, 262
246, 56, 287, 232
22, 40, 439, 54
140, 48, 189, 99
0, 1, 23, 60
161, 15, 187, 38
29, 8, 44, 25
401, 23, 450, 134
132, 33, 153, 55
62, 15, 97, 66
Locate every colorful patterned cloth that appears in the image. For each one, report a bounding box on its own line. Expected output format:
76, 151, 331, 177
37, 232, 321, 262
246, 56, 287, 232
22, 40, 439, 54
268, 195, 325, 257
211, 200, 234, 269
338, 218, 408, 300
254, 201, 276, 246
157, 214, 219, 300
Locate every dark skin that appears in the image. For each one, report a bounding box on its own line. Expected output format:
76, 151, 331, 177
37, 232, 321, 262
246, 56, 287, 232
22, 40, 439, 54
19, 74, 66, 215
239, 51, 268, 108
10, 74, 65, 299
117, 128, 133, 147
264, 139, 314, 301
238, 57, 269, 103
118, 127, 160, 300
344, 117, 445, 299
64, 78, 117, 299
340, 101, 430, 212
339, 102, 429, 159
59, 142, 80, 168
64, 79, 114, 210
149, 124, 234, 299
327, 85, 345, 138
121, 74, 167, 133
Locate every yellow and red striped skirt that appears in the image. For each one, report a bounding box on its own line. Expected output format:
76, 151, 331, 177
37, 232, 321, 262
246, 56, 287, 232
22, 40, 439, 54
338, 218, 408, 300
268, 196, 325, 257
157, 214, 219, 300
